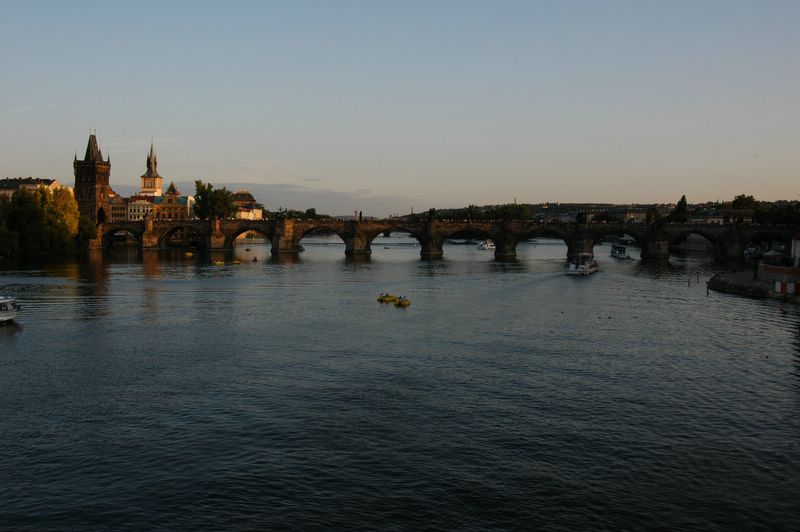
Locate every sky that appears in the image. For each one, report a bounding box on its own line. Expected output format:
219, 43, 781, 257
1, 0, 799, 216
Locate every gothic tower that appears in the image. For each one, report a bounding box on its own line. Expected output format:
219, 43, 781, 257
139, 141, 163, 196
73, 133, 111, 224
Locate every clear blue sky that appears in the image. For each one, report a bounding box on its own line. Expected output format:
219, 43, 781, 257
1, 0, 798, 215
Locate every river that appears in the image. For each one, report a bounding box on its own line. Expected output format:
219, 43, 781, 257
1, 236, 799, 529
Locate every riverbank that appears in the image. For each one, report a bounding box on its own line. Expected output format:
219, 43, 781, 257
708, 270, 798, 303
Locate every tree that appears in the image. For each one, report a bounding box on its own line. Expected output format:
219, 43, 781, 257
668, 195, 689, 222
731, 194, 757, 209
193, 180, 214, 220
0, 187, 82, 256
194, 180, 237, 220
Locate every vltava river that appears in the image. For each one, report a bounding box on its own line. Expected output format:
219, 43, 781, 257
1, 237, 799, 529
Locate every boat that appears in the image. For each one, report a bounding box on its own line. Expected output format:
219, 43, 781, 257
394, 296, 411, 307
610, 243, 629, 259
377, 293, 399, 303
477, 240, 495, 250
0, 296, 20, 324
566, 253, 599, 276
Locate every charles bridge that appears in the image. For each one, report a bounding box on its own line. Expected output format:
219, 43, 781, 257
96, 216, 798, 262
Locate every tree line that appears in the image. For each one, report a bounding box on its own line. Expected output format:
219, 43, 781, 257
0, 188, 95, 258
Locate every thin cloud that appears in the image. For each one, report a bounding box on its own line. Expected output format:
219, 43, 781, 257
6, 104, 55, 113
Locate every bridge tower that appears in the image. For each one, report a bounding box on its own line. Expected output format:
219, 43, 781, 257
73, 133, 111, 224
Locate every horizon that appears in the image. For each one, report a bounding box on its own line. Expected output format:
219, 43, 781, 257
2, 1, 799, 217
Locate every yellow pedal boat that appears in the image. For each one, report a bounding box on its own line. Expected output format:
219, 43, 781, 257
377, 293, 398, 303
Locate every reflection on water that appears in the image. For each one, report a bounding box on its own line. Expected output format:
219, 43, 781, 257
0, 242, 799, 529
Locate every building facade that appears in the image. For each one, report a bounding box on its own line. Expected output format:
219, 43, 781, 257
153, 182, 194, 220
233, 190, 264, 220
128, 195, 155, 221
108, 192, 129, 222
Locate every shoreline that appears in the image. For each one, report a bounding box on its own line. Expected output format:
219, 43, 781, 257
708, 270, 798, 303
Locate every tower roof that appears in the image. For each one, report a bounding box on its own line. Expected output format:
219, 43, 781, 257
141, 140, 162, 178
83, 134, 106, 162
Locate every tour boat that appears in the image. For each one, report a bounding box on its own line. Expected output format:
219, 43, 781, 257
0, 296, 20, 324
477, 240, 495, 250
565, 253, 599, 276
610, 243, 629, 259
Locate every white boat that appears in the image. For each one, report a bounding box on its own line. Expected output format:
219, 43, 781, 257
477, 240, 495, 250
566, 253, 598, 276
610, 243, 629, 259
0, 296, 20, 324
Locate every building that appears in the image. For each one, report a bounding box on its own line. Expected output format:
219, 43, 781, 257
233, 189, 263, 220
139, 141, 163, 196
74, 133, 111, 224
128, 195, 155, 221
108, 191, 129, 222
153, 182, 194, 220
0, 177, 66, 199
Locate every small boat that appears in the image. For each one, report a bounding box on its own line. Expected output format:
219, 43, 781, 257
213, 260, 226, 266
610, 243, 629, 259
0, 296, 20, 324
477, 240, 495, 250
566, 253, 598, 276
394, 296, 411, 307
377, 293, 399, 303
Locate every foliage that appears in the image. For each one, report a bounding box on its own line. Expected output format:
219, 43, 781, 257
667, 195, 689, 222
193, 180, 237, 220
265, 207, 330, 220
731, 194, 757, 209
0, 187, 82, 257
753, 201, 800, 225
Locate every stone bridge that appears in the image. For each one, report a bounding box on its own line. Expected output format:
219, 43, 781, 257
97, 217, 798, 261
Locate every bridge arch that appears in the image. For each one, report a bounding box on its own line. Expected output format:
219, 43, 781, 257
157, 224, 206, 248
363, 224, 424, 250
226, 224, 273, 248
100, 224, 143, 248
668, 229, 722, 257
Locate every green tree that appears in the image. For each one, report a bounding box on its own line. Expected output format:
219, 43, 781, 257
194, 180, 237, 219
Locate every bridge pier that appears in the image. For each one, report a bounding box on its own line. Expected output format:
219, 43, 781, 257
419, 236, 444, 260
271, 219, 302, 255
567, 236, 594, 262
344, 224, 372, 256
494, 237, 518, 261
142, 218, 159, 248
640, 239, 670, 260
208, 218, 228, 250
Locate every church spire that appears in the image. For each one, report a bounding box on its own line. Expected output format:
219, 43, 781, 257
142, 140, 161, 178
